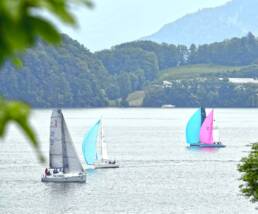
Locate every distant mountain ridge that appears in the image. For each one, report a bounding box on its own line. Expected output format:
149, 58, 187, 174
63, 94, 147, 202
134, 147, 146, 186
143, 0, 258, 45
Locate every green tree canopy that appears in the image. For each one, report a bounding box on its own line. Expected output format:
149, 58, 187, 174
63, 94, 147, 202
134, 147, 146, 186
238, 143, 258, 203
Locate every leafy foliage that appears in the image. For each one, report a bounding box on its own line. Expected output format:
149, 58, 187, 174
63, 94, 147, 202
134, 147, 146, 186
0, 0, 92, 162
238, 143, 258, 203
0, 97, 45, 162
0, 0, 92, 65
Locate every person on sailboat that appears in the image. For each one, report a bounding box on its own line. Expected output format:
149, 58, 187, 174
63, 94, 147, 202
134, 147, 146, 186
45, 168, 51, 176
108, 160, 116, 164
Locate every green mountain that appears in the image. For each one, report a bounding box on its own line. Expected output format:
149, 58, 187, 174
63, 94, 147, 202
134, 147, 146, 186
0, 35, 110, 107
1, 33, 258, 108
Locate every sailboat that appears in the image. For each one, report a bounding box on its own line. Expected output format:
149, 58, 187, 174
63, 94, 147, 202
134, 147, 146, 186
41, 109, 86, 183
186, 108, 225, 148
82, 119, 119, 169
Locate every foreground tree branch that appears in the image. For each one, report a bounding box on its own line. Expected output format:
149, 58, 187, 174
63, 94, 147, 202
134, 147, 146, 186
0, 0, 93, 162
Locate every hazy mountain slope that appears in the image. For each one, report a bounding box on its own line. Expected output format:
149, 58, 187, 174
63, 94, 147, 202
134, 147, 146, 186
143, 0, 258, 45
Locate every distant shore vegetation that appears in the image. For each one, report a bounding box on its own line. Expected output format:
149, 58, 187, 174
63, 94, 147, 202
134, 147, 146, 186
1, 33, 258, 108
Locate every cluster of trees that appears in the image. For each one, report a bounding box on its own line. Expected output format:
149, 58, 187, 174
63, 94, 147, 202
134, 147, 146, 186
96, 46, 159, 100
96, 33, 258, 102
97, 32, 258, 76
188, 33, 258, 66
2, 33, 258, 107
143, 79, 258, 107
0, 35, 109, 107
238, 143, 258, 203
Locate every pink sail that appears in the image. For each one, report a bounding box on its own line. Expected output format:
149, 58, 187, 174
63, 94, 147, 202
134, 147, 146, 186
200, 110, 214, 144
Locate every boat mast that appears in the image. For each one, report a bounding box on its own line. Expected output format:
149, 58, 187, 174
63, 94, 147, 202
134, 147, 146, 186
100, 119, 104, 160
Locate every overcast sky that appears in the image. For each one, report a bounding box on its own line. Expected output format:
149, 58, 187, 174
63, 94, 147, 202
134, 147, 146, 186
59, 0, 231, 51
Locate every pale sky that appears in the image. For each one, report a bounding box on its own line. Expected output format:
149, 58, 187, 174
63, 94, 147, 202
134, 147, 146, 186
59, 0, 232, 51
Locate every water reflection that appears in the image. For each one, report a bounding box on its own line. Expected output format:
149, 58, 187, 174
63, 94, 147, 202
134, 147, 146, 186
186, 146, 219, 153
44, 182, 86, 213
86, 168, 96, 174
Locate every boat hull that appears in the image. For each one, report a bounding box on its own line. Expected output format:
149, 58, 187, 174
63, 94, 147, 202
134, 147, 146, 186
94, 164, 119, 169
190, 143, 226, 148
94, 161, 119, 169
41, 173, 86, 183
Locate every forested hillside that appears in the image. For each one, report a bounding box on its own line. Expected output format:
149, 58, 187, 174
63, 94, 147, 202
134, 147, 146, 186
1, 33, 258, 107
0, 35, 110, 107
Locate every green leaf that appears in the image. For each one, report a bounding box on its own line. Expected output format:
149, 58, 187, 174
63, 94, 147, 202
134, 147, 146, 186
30, 17, 61, 44
0, 0, 93, 164
11, 57, 23, 68
0, 98, 45, 162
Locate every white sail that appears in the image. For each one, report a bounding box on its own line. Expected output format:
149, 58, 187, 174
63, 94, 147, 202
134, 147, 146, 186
100, 120, 109, 160
213, 126, 220, 143
49, 109, 63, 169
213, 116, 220, 143
49, 109, 83, 173
61, 113, 84, 173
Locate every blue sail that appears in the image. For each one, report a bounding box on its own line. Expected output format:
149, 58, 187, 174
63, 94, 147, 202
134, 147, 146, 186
186, 108, 202, 145
82, 120, 101, 165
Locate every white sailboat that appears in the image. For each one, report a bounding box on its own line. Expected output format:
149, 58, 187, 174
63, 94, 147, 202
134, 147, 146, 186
82, 119, 119, 169
41, 109, 86, 183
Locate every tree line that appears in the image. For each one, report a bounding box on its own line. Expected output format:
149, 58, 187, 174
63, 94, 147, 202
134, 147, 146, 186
1, 33, 258, 107
143, 78, 258, 107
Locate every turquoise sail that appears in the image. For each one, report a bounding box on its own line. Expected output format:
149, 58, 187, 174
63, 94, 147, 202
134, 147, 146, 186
82, 120, 101, 165
186, 108, 202, 145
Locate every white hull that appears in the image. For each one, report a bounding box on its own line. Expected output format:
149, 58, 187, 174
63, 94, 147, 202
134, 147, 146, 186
94, 160, 119, 169
41, 172, 86, 183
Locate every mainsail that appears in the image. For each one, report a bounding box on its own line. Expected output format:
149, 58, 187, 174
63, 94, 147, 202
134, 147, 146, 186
49, 110, 63, 169
82, 120, 101, 165
49, 109, 84, 173
200, 110, 214, 144
186, 108, 202, 145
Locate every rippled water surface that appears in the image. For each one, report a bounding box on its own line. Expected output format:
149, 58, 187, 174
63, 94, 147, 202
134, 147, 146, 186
0, 108, 257, 213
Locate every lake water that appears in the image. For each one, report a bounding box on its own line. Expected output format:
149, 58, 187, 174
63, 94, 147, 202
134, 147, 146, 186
0, 108, 257, 214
